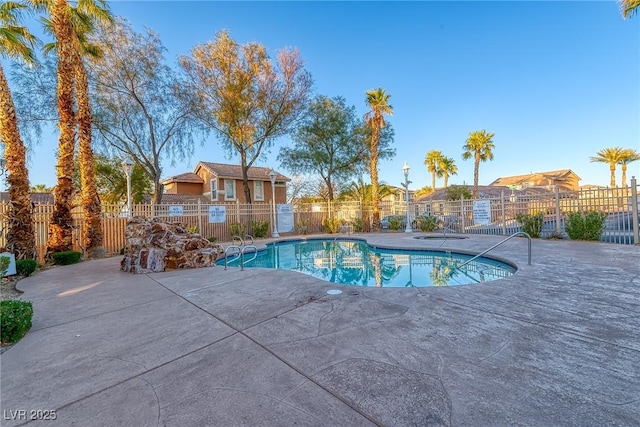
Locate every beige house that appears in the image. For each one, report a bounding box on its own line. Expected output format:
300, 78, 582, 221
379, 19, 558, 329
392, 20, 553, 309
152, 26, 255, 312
490, 169, 581, 192
161, 162, 289, 204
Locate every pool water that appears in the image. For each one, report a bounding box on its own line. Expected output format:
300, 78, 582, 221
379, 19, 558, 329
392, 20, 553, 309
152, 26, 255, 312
220, 239, 516, 287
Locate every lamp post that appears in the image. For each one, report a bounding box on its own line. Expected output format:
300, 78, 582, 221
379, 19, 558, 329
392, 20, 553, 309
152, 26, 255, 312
402, 161, 413, 233
269, 169, 279, 238
121, 157, 134, 218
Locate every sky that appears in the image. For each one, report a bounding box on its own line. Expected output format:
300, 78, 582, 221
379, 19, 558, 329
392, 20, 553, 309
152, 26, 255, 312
5, 0, 640, 192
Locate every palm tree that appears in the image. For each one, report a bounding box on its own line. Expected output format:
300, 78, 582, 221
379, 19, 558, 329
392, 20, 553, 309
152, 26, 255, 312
619, 148, 640, 187
37, 0, 110, 257
620, 0, 640, 18
363, 88, 393, 230
438, 156, 458, 188
0, 1, 38, 260
462, 130, 495, 199
38, 0, 78, 256
68, 2, 111, 258
590, 147, 624, 188
30, 183, 52, 192
424, 150, 443, 191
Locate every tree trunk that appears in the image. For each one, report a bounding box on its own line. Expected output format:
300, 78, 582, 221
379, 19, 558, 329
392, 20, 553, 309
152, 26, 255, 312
47, 0, 77, 257
609, 163, 616, 188
431, 172, 436, 191
0, 65, 36, 260
370, 123, 380, 229
444, 173, 449, 189
621, 164, 627, 188
152, 174, 163, 205
76, 58, 104, 258
473, 152, 480, 199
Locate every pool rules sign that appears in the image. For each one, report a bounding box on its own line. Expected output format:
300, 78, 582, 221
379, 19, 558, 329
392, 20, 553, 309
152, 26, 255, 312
208, 205, 226, 223
473, 200, 491, 225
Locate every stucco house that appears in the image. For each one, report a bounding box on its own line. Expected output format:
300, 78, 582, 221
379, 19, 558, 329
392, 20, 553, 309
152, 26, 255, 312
160, 162, 289, 204
490, 169, 581, 192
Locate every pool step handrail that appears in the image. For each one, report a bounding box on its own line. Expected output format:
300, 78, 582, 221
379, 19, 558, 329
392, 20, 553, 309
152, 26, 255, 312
457, 231, 531, 268
224, 245, 242, 270
224, 235, 256, 270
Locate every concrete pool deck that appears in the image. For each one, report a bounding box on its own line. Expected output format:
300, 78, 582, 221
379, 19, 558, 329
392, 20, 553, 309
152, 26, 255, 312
1, 233, 639, 426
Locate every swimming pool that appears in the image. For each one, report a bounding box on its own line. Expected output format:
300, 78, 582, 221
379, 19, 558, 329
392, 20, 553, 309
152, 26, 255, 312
220, 239, 516, 287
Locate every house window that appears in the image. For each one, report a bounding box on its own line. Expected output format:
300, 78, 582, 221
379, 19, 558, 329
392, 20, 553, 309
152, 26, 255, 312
224, 179, 236, 200
254, 181, 264, 201
210, 179, 218, 201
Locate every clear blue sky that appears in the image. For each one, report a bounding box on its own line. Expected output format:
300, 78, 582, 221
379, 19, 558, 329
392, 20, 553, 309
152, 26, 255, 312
7, 0, 640, 191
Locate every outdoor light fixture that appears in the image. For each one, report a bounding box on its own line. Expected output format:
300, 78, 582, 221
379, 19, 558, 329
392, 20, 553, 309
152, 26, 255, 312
269, 169, 279, 238
121, 156, 134, 218
402, 161, 413, 233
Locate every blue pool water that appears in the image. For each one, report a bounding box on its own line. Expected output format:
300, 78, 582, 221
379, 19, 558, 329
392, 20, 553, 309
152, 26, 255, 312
220, 239, 516, 287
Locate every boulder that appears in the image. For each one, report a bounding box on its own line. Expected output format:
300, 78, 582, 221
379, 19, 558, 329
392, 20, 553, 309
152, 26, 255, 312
121, 217, 224, 274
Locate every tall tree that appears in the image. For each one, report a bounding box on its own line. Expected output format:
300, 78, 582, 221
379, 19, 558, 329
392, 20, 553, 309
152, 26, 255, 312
279, 95, 394, 202
42, 0, 78, 256
620, 0, 640, 18
89, 19, 204, 204
590, 147, 624, 188
41, 0, 112, 257
179, 30, 312, 203
424, 150, 443, 191
438, 156, 458, 188
363, 87, 393, 229
0, 0, 38, 259
462, 130, 495, 199
91, 154, 152, 205
618, 148, 640, 187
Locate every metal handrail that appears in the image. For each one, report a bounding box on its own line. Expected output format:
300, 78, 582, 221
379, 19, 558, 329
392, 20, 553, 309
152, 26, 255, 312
457, 231, 531, 268
224, 235, 256, 270
224, 245, 242, 270
240, 245, 258, 270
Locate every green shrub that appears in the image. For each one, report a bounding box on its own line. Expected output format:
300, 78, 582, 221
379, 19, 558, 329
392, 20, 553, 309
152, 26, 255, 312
229, 222, 246, 237
322, 217, 342, 234
207, 236, 218, 243
446, 185, 472, 201
251, 220, 269, 238
389, 216, 404, 231
0, 256, 10, 279
1, 300, 33, 344
16, 259, 37, 277
51, 251, 82, 265
515, 213, 544, 238
565, 211, 607, 241
352, 218, 365, 233
298, 219, 310, 235
416, 215, 438, 232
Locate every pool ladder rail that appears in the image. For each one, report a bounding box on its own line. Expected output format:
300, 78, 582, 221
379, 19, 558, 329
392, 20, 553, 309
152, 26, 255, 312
224, 235, 258, 271
457, 231, 532, 269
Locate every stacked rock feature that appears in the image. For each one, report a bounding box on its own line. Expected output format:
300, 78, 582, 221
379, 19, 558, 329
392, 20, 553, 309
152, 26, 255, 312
121, 217, 224, 273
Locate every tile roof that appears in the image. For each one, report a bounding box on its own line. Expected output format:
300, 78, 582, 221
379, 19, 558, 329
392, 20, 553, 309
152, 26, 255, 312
490, 169, 580, 186
0, 192, 54, 204
415, 185, 551, 202
197, 162, 290, 182
160, 173, 204, 185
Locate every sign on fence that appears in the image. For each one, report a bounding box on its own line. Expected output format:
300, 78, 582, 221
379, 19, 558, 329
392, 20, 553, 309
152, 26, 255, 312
277, 204, 294, 232
473, 200, 491, 225
168, 205, 184, 217
208, 205, 227, 223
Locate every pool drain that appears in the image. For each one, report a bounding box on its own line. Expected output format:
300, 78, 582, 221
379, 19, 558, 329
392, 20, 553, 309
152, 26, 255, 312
326, 289, 342, 295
